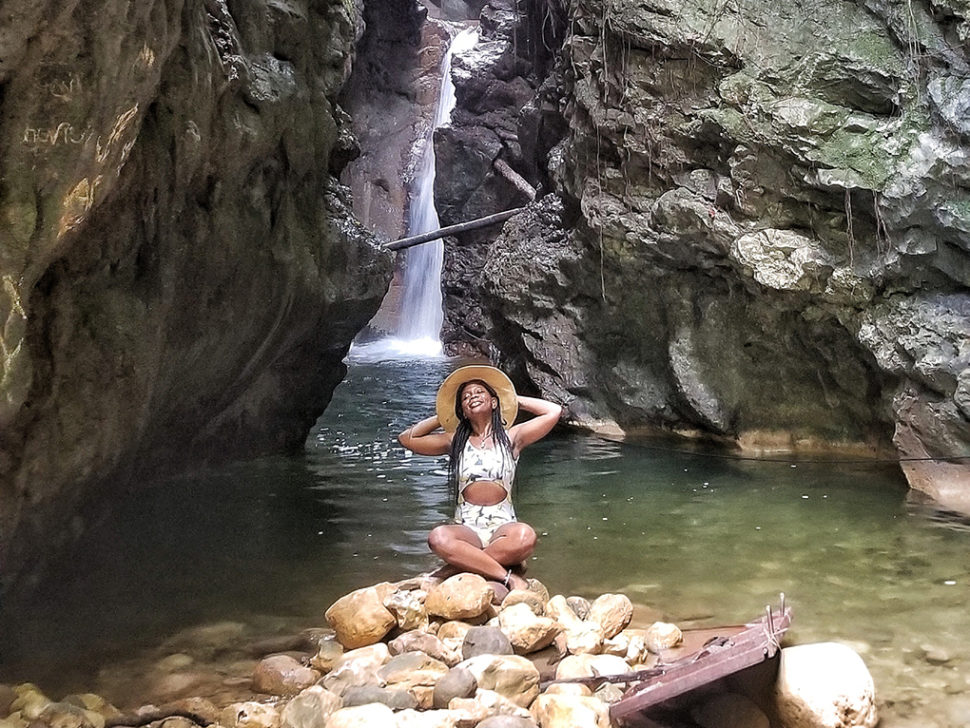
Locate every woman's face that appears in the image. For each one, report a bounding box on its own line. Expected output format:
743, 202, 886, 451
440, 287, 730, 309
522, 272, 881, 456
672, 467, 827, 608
459, 380, 498, 420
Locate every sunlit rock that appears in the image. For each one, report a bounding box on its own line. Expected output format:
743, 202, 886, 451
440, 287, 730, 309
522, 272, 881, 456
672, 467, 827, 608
426, 574, 494, 620
321, 643, 391, 696
545, 597, 602, 655
309, 634, 345, 673
279, 685, 342, 728
449, 688, 534, 723
11, 685, 53, 721
390, 630, 460, 666
529, 694, 610, 728
587, 594, 633, 639
433, 665, 478, 709
458, 654, 541, 708
394, 708, 466, 728
462, 626, 514, 659
644, 622, 683, 653
385, 588, 430, 632
325, 583, 398, 649
554, 654, 631, 682
772, 642, 878, 728
543, 683, 592, 698
341, 686, 418, 711
498, 603, 561, 654
378, 651, 450, 705
323, 703, 396, 728
501, 589, 546, 616
252, 655, 320, 696
220, 701, 281, 728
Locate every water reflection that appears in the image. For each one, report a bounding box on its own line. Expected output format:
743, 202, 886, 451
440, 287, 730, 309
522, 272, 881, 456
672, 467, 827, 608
0, 358, 967, 724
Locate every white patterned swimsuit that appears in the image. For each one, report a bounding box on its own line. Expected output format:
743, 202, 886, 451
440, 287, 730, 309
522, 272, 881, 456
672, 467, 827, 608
455, 439, 518, 543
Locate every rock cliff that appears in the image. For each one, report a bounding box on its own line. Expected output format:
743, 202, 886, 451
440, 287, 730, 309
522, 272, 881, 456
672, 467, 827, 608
0, 0, 392, 589
438, 0, 970, 510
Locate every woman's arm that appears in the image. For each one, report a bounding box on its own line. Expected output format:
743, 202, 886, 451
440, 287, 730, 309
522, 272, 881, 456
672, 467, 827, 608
509, 395, 563, 454
398, 415, 452, 456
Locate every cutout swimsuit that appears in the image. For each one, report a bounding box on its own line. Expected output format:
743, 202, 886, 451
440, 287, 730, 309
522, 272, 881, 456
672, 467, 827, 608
455, 439, 518, 543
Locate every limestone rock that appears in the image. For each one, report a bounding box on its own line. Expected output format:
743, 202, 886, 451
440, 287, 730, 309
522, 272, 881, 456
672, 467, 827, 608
426, 574, 494, 620
438, 621, 475, 642
691, 692, 770, 728
325, 584, 398, 649
221, 702, 282, 728
545, 597, 602, 655
394, 709, 466, 728
385, 589, 430, 632
378, 651, 450, 696
321, 643, 391, 696
554, 654, 631, 681
390, 631, 460, 666
772, 642, 878, 728
309, 634, 344, 673
529, 694, 611, 728
644, 622, 683, 653
448, 688, 534, 723
252, 655, 320, 696
459, 654, 541, 708
502, 590, 546, 616
498, 603, 562, 654
543, 684, 592, 698
279, 685, 342, 728
341, 686, 418, 711
462, 626, 514, 660
587, 594, 632, 639
323, 703, 396, 728
477, 718, 538, 728
565, 597, 591, 620
433, 666, 478, 709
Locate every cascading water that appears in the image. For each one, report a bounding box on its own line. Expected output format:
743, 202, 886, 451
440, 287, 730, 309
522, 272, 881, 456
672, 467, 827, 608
351, 26, 479, 361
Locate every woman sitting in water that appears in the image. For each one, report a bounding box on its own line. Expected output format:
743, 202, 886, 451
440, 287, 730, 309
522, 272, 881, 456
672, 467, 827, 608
398, 366, 562, 592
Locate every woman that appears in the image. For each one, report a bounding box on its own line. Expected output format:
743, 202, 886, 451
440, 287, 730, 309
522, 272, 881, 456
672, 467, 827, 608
398, 365, 562, 591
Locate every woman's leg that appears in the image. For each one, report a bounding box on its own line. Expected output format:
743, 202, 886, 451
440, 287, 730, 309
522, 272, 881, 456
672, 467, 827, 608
485, 522, 536, 589
428, 524, 513, 583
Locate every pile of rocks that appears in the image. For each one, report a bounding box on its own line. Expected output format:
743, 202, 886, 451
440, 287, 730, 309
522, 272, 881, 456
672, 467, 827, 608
0, 573, 880, 728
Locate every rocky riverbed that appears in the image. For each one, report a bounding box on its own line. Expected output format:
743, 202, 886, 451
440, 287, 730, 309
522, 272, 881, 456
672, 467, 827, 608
0, 572, 884, 728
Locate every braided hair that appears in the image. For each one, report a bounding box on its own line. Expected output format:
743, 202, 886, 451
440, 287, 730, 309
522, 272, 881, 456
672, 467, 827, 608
447, 379, 515, 503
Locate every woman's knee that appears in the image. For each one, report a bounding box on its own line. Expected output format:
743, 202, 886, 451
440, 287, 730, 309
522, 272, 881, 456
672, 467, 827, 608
428, 526, 450, 554
490, 522, 537, 560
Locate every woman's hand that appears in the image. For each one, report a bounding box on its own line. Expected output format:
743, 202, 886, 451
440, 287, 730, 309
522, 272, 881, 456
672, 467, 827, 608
509, 395, 563, 454
398, 415, 452, 456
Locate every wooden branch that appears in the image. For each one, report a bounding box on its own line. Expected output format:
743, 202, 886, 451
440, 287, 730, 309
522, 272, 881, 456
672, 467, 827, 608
383, 207, 526, 251
493, 158, 537, 200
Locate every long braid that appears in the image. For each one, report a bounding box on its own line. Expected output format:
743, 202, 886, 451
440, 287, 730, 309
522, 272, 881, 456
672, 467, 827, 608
448, 380, 515, 504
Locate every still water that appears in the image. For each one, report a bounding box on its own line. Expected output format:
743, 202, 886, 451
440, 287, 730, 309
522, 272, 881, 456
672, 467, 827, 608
2, 357, 968, 724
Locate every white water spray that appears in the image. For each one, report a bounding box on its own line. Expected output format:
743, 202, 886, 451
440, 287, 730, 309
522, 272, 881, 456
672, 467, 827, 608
351, 26, 479, 363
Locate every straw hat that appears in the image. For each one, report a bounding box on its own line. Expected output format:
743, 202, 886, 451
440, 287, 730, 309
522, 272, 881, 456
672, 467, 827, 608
435, 365, 518, 432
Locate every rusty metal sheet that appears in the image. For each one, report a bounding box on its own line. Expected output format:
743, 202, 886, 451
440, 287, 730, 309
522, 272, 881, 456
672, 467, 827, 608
609, 604, 792, 725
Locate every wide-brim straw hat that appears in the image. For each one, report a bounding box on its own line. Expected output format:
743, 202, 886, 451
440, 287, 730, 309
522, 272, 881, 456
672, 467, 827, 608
435, 365, 518, 433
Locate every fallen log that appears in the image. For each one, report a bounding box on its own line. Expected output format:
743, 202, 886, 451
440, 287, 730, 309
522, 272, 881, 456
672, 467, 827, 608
383, 206, 526, 251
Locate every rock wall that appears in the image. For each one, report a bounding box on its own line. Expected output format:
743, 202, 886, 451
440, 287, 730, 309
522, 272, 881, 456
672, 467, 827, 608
0, 0, 392, 589
440, 0, 970, 509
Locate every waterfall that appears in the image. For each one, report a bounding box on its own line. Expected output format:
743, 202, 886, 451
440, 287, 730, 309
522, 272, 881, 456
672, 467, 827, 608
351, 26, 478, 362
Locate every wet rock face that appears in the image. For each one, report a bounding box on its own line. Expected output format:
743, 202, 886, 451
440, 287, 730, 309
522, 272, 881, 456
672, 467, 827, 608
440, 0, 970, 505
0, 0, 392, 588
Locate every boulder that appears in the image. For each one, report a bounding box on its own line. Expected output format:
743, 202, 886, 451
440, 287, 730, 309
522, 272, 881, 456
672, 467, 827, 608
323, 703, 396, 728
477, 718, 538, 728
644, 622, 683, 653
554, 654, 631, 681
543, 683, 592, 697
321, 643, 391, 696
691, 692, 770, 728
433, 666, 478, 709
279, 686, 342, 728
378, 651, 450, 703
449, 688, 534, 723
221, 702, 282, 728
390, 631, 461, 666
438, 621, 475, 642
529, 694, 611, 728
394, 709, 466, 728
545, 597, 602, 655
772, 643, 878, 728
426, 574, 494, 620
501, 590, 546, 616
459, 654, 541, 707
587, 594, 633, 639
463, 626, 514, 659
325, 584, 398, 649
251, 655, 320, 696
498, 603, 562, 654
309, 634, 344, 673
341, 686, 418, 711
384, 589, 430, 632
565, 597, 591, 620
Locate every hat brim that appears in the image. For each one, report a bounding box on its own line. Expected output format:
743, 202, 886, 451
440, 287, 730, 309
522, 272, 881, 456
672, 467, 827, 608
435, 366, 518, 433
